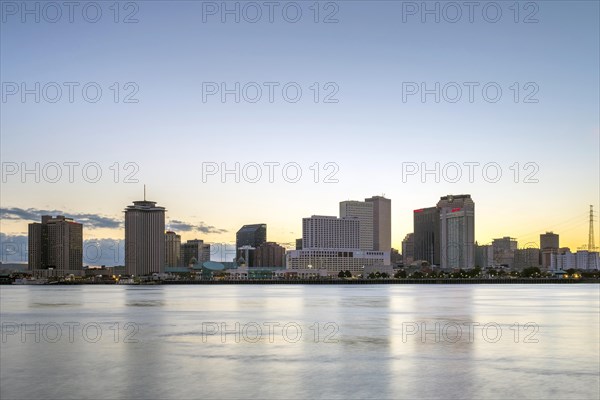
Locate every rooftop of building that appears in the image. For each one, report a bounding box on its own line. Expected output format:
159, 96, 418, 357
237, 224, 267, 232
125, 200, 166, 211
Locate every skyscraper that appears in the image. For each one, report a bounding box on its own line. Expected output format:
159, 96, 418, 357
235, 224, 267, 267
413, 207, 440, 265
165, 231, 181, 268
339, 200, 374, 251
437, 194, 475, 269
365, 196, 391, 252
124, 198, 166, 276
28, 215, 83, 275
540, 232, 559, 270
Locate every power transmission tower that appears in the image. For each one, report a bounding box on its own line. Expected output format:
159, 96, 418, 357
589, 205, 597, 251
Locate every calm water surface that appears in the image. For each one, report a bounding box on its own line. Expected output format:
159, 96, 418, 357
1, 285, 599, 400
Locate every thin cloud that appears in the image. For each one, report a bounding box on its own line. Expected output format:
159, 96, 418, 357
197, 221, 228, 234
168, 220, 196, 232
168, 220, 228, 234
1, 208, 228, 234
1, 207, 121, 229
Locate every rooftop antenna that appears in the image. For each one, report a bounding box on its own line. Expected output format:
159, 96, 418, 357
144, 184, 146, 201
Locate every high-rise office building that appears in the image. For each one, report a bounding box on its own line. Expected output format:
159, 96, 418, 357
28, 215, 83, 274
365, 196, 391, 252
254, 242, 286, 267
540, 232, 559, 270
413, 207, 440, 265
302, 216, 360, 250
235, 224, 267, 267
339, 200, 374, 251
295, 238, 303, 250
181, 239, 211, 266
437, 194, 475, 269
124, 199, 166, 276
165, 231, 181, 267
236, 224, 267, 248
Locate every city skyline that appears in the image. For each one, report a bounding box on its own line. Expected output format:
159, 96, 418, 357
2, 191, 598, 266
1, 2, 598, 400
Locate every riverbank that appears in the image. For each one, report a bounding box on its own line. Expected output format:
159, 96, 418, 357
7, 278, 597, 285
162, 278, 598, 284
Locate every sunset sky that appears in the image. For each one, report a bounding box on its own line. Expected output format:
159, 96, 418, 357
1, 1, 598, 264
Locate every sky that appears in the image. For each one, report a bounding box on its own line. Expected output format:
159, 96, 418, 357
1, 0, 599, 265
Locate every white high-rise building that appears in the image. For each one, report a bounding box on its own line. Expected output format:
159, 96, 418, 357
297, 214, 390, 275
438, 194, 475, 269
125, 199, 166, 276
302, 216, 360, 250
340, 200, 374, 251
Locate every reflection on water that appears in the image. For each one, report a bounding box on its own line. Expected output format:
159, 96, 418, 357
1, 285, 598, 400
126, 300, 166, 307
